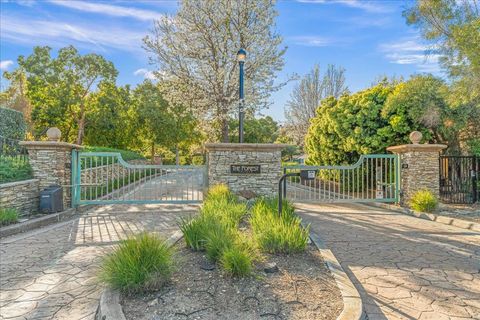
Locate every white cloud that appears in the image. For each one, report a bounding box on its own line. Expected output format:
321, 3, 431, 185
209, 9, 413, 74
1, 15, 145, 52
134, 68, 156, 80
48, 0, 164, 21
290, 36, 334, 47
297, 0, 392, 13
0, 60, 14, 70
379, 37, 442, 73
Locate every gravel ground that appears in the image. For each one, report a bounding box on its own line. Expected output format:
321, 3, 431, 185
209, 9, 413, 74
437, 203, 480, 222
122, 243, 343, 320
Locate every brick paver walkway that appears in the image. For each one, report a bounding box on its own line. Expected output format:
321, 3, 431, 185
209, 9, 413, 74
0, 204, 197, 320
297, 203, 480, 320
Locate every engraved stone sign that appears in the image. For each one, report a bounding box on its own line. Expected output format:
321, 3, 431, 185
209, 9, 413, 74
230, 165, 261, 174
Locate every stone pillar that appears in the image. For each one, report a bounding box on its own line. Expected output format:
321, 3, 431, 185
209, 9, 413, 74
20, 128, 82, 208
204, 143, 287, 198
386, 131, 446, 206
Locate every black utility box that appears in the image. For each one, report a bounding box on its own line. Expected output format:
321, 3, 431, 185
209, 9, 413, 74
39, 185, 64, 213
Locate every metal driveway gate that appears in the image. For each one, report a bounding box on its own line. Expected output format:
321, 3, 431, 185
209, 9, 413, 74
71, 151, 206, 206
282, 154, 399, 203
439, 155, 479, 204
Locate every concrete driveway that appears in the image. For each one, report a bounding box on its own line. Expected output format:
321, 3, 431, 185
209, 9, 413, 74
297, 203, 480, 320
0, 204, 197, 320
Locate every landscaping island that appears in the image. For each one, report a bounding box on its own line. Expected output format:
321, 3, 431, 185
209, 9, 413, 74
101, 185, 343, 319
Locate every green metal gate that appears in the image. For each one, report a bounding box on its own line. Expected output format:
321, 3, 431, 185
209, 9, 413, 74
71, 151, 206, 206
283, 154, 399, 203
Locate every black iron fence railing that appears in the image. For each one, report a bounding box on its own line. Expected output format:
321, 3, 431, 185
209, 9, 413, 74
439, 155, 479, 204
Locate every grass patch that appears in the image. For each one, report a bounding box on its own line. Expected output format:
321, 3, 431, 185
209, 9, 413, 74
220, 246, 253, 276
0, 208, 19, 226
250, 197, 309, 254
410, 189, 438, 213
100, 233, 175, 293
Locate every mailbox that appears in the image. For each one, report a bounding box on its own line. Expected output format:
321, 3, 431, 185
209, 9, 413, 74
300, 170, 317, 180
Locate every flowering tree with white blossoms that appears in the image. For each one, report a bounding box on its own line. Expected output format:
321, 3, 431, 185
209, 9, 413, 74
143, 0, 286, 142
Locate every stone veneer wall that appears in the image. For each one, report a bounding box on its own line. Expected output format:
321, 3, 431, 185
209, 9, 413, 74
20, 141, 82, 209
205, 143, 286, 197
387, 144, 446, 206
0, 179, 39, 217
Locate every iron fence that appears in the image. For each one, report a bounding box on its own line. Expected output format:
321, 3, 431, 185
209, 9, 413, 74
439, 155, 479, 204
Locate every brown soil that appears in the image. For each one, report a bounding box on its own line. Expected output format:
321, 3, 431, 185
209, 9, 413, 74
122, 243, 343, 320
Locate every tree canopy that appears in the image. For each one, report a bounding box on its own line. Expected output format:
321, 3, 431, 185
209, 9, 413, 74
144, 0, 286, 142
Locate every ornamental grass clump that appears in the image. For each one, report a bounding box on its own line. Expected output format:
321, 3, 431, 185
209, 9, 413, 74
100, 233, 175, 294
179, 184, 255, 276
409, 189, 438, 213
250, 198, 309, 254
0, 208, 19, 226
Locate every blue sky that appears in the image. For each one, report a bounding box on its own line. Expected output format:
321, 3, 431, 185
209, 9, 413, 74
0, 0, 442, 122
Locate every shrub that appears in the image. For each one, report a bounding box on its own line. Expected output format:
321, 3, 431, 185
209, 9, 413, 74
250, 197, 309, 254
205, 224, 236, 262
220, 247, 253, 276
0, 107, 26, 140
409, 189, 438, 213
100, 233, 175, 293
0, 157, 33, 183
83, 146, 145, 162
179, 214, 218, 251
201, 198, 247, 228
0, 208, 19, 226
206, 184, 237, 202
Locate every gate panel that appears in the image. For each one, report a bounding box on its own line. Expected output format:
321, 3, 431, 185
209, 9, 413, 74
72, 152, 205, 205
439, 155, 478, 204
283, 154, 399, 203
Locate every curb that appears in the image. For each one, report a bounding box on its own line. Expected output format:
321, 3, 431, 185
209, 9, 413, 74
368, 203, 480, 233
95, 230, 184, 320
308, 229, 365, 320
0, 207, 78, 239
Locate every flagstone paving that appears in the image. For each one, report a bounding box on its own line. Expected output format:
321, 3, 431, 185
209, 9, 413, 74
297, 203, 480, 320
0, 204, 197, 320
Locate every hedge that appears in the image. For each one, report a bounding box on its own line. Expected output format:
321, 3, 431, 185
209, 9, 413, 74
0, 107, 26, 140
83, 146, 145, 162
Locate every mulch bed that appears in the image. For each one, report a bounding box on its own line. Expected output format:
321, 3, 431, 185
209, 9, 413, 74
122, 242, 343, 320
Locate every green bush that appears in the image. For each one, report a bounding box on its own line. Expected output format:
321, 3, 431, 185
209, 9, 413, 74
0, 157, 33, 183
0, 107, 26, 140
220, 246, 253, 276
100, 233, 175, 293
409, 189, 438, 213
250, 197, 309, 254
0, 208, 19, 226
206, 184, 237, 202
179, 213, 218, 251
83, 146, 145, 162
205, 224, 236, 262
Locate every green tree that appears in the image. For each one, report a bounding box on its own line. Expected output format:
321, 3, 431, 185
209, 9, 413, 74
5, 46, 117, 144
305, 83, 395, 165
228, 116, 278, 143
133, 81, 200, 164
83, 83, 136, 149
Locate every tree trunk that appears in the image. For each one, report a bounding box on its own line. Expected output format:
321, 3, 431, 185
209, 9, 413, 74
221, 118, 229, 143
175, 144, 180, 165
151, 143, 155, 164
76, 112, 85, 145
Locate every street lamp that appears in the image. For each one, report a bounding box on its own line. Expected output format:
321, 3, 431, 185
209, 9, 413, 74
237, 48, 246, 143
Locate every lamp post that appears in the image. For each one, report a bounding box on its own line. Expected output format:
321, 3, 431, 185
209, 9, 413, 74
237, 48, 246, 143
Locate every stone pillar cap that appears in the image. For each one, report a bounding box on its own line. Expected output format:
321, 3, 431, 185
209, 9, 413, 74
20, 141, 84, 150
386, 143, 447, 153
205, 143, 289, 152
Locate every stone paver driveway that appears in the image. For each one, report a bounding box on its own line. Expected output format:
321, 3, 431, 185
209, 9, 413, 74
0, 204, 197, 320
297, 203, 480, 320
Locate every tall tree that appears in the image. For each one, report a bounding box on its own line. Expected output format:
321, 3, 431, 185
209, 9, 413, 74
143, 0, 286, 142
4, 46, 117, 144
404, 0, 480, 153
228, 115, 278, 143
285, 64, 347, 146
0, 69, 32, 129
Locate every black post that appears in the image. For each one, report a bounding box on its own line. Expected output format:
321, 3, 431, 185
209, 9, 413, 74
473, 156, 478, 203
239, 60, 245, 143
278, 172, 300, 216
283, 167, 287, 198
